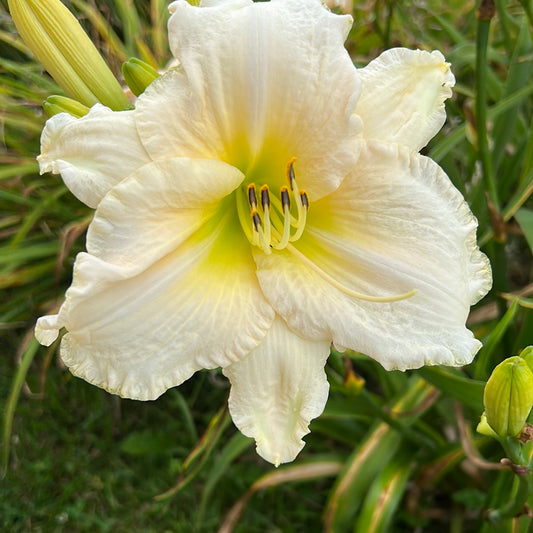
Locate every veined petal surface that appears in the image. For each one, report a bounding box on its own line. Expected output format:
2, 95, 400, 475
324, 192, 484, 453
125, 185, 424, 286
255, 141, 492, 371
223, 316, 330, 466
356, 48, 455, 151
38, 104, 151, 208
136, 0, 361, 199
86, 157, 245, 273
36, 158, 274, 400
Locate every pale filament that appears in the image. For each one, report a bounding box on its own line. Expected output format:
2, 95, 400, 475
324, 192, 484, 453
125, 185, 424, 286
236, 159, 416, 303
286, 243, 417, 303
242, 159, 309, 254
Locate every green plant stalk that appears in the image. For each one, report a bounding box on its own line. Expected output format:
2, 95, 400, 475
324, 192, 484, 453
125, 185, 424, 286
150, 0, 169, 61
154, 405, 231, 501
383, 0, 394, 49
476, 2, 511, 328
491, 19, 532, 176
494, 0, 513, 54
520, 115, 533, 186
324, 378, 435, 531
353, 450, 412, 533
491, 237, 511, 326
518, 0, 533, 27
474, 299, 520, 381
2, 338, 40, 478
488, 439, 532, 523
358, 387, 437, 450
488, 474, 531, 522
475, 10, 499, 211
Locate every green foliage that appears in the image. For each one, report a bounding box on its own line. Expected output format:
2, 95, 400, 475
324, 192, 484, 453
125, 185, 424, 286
1, 0, 533, 532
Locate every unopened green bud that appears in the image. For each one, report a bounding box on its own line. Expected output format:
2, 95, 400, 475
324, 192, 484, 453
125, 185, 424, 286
8, 0, 130, 110
43, 95, 90, 118
122, 58, 159, 97
484, 356, 533, 437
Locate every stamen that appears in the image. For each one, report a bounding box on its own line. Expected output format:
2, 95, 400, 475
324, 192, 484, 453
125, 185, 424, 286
260, 185, 270, 210
251, 209, 271, 254
237, 157, 310, 253
284, 159, 306, 237
300, 191, 309, 210
289, 189, 308, 242
286, 243, 417, 303
251, 209, 261, 231
236, 185, 253, 243
272, 186, 292, 250
247, 183, 257, 209
286, 157, 297, 191
260, 185, 272, 245
237, 161, 415, 304
269, 194, 298, 227
280, 186, 290, 210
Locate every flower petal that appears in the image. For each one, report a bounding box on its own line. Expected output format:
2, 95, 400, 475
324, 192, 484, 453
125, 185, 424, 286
223, 316, 330, 466
38, 104, 151, 208
356, 48, 455, 151
86, 157, 245, 274
36, 159, 275, 400
255, 141, 491, 371
136, 0, 361, 199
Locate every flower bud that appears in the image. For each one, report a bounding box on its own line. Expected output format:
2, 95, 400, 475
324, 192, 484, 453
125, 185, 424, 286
8, 0, 130, 110
484, 356, 533, 437
122, 58, 160, 97
43, 95, 90, 118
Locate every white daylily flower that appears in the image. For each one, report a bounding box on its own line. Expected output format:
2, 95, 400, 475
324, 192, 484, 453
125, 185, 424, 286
35, 0, 492, 466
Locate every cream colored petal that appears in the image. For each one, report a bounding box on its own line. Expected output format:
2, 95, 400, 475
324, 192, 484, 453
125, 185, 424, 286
135, 0, 361, 199
356, 48, 455, 151
35, 314, 61, 346
38, 104, 150, 208
255, 141, 491, 371
35, 159, 274, 400
86, 157, 245, 274
223, 316, 330, 466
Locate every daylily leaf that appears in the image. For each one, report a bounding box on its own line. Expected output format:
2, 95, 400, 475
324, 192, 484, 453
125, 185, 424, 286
515, 208, 533, 254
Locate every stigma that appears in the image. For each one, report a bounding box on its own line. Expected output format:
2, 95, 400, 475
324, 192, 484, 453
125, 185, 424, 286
237, 158, 309, 255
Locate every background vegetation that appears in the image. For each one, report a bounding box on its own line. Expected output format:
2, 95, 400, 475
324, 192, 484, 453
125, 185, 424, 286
1, 0, 533, 531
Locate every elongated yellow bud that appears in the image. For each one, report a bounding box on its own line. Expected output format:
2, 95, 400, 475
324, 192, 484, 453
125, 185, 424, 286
43, 95, 90, 118
7, 0, 130, 110
122, 58, 159, 97
484, 356, 533, 438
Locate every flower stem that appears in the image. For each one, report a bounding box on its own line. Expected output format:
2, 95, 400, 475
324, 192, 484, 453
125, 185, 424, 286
476, 0, 499, 212
476, 0, 512, 330
488, 474, 531, 522
488, 438, 532, 523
